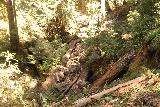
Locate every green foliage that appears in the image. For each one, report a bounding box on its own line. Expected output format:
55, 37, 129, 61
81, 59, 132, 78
84, 31, 132, 58
1, 0, 160, 106
149, 28, 160, 49
89, 0, 160, 58
0, 35, 10, 52
101, 32, 132, 56
28, 37, 68, 72
127, 0, 160, 46
83, 0, 160, 60
0, 52, 30, 106
0, 51, 48, 107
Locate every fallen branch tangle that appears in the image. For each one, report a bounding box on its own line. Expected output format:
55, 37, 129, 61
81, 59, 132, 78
58, 73, 81, 100
72, 76, 147, 107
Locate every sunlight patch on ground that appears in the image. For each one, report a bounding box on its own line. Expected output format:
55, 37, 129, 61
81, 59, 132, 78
0, 20, 8, 29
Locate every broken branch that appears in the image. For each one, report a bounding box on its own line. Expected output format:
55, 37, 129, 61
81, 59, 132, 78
72, 76, 147, 107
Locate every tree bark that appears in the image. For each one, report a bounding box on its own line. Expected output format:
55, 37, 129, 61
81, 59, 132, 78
91, 49, 136, 89
6, 0, 19, 53
72, 76, 146, 107
129, 45, 148, 71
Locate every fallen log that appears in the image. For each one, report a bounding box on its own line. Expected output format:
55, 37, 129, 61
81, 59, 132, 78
72, 76, 147, 107
91, 49, 136, 89
129, 44, 149, 71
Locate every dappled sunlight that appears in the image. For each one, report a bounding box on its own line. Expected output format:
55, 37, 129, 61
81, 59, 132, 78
0, 20, 9, 43
16, 11, 45, 41
121, 33, 132, 40
0, 0, 160, 106
0, 20, 8, 30
87, 1, 100, 13
8, 0, 103, 42
0, 52, 22, 105
0, 52, 37, 106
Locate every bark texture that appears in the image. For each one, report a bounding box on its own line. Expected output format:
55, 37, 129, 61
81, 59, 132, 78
91, 49, 136, 89
6, 0, 19, 53
129, 45, 149, 71
72, 76, 146, 107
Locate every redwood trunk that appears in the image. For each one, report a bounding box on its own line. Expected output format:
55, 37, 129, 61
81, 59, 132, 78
6, 0, 19, 53
91, 50, 136, 89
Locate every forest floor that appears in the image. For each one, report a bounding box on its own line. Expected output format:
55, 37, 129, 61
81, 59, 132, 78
49, 67, 160, 107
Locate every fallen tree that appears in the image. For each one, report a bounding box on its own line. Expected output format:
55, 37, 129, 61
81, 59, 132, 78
72, 76, 147, 107
129, 45, 149, 71
91, 49, 136, 89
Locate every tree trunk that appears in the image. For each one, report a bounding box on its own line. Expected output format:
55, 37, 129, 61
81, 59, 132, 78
6, 0, 19, 53
91, 49, 136, 89
72, 76, 146, 107
129, 45, 149, 71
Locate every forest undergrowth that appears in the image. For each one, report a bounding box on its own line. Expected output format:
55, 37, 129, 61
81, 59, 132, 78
0, 0, 160, 107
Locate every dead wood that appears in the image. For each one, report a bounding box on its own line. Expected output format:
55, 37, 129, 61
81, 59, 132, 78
51, 76, 80, 107
91, 49, 136, 89
127, 92, 160, 107
129, 45, 149, 71
72, 76, 147, 107
58, 73, 81, 100
51, 97, 69, 107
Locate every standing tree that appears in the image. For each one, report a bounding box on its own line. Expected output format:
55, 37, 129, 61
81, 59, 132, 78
1, 0, 19, 54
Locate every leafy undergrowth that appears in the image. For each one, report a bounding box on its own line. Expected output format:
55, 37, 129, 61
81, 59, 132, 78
0, 51, 160, 107
0, 52, 36, 107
